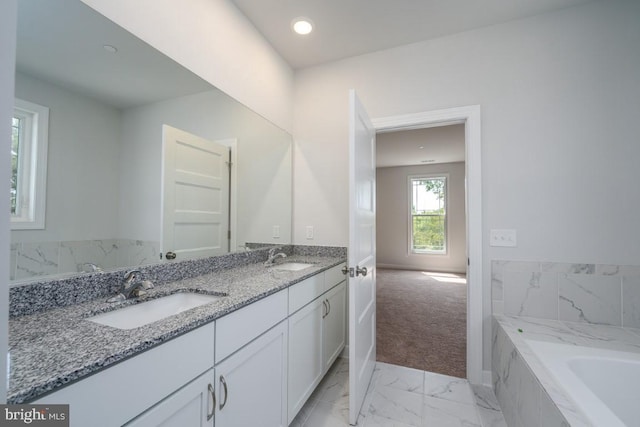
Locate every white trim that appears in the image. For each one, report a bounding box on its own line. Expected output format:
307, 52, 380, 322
216, 138, 238, 252
372, 105, 483, 385
482, 370, 493, 387
11, 98, 48, 230
377, 263, 467, 275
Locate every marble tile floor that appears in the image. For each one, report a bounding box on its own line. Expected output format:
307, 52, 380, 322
291, 358, 507, 427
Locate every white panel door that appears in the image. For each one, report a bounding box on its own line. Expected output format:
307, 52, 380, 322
162, 125, 230, 260
348, 90, 376, 425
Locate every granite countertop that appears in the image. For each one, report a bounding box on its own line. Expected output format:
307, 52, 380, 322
494, 314, 640, 426
8, 255, 345, 404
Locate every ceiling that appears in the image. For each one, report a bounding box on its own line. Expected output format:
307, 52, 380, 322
376, 125, 465, 168
16, 0, 213, 109
231, 0, 595, 69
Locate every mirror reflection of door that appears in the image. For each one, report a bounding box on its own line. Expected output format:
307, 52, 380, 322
161, 125, 231, 260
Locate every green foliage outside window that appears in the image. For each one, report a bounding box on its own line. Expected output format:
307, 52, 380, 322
411, 177, 446, 253
412, 213, 445, 251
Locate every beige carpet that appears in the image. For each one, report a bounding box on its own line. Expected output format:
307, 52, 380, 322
376, 268, 467, 378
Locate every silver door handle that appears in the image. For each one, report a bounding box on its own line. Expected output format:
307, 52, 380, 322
326, 298, 331, 315
356, 266, 368, 277
207, 383, 215, 421
219, 375, 228, 410
322, 300, 328, 318
341, 265, 349, 275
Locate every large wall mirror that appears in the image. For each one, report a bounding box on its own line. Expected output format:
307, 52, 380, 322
10, 0, 292, 283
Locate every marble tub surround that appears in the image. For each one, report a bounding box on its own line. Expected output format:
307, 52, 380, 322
492, 260, 640, 328
492, 314, 640, 427
9, 244, 346, 318
8, 250, 345, 404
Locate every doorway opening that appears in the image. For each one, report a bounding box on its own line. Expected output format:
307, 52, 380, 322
375, 123, 467, 378
372, 106, 482, 384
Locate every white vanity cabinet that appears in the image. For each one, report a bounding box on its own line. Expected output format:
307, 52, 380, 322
322, 281, 347, 373
213, 289, 288, 427
287, 264, 347, 423
125, 369, 215, 427
34, 322, 216, 427
288, 296, 325, 420
214, 321, 288, 427
30, 263, 346, 427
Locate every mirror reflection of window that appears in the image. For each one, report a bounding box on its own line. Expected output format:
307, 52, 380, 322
11, 98, 48, 230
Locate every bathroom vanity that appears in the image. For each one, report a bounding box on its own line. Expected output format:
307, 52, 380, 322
8, 248, 347, 427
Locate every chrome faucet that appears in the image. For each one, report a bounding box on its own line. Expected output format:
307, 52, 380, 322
264, 247, 287, 266
107, 270, 154, 302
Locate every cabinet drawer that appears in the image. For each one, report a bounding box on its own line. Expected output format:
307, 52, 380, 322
324, 263, 347, 293
288, 274, 324, 314
34, 322, 215, 427
216, 289, 287, 362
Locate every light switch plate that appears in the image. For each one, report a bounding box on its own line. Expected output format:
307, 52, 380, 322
490, 229, 517, 247
306, 226, 314, 240
272, 225, 280, 239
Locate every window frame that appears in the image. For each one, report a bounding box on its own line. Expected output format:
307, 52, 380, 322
407, 173, 448, 255
11, 98, 49, 230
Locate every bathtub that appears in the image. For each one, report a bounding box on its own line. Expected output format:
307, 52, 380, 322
526, 340, 640, 427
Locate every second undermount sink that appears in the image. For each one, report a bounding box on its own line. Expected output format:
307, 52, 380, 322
272, 262, 315, 271
87, 292, 224, 330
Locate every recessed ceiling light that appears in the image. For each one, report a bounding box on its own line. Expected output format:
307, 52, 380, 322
292, 18, 314, 35
103, 44, 118, 53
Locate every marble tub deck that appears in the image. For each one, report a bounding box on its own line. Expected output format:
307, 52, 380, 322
292, 358, 507, 427
493, 314, 640, 426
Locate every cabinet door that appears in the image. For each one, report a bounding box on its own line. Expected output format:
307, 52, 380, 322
215, 321, 288, 427
323, 281, 347, 372
287, 297, 324, 422
125, 369, 215, 427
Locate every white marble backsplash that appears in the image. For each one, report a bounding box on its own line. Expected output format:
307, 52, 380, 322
492, 260, 640, 328
10, 239, 159, 281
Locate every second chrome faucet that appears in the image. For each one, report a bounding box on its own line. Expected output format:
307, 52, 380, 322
264, 247, 287, 266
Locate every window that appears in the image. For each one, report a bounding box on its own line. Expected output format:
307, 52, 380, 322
11, 99, 49, 229
409, 175, 447, 254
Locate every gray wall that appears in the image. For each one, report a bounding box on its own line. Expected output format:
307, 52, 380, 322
377, 162, 466, 273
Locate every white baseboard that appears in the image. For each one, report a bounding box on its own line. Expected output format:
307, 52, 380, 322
376, 263, 467, 275
481, 369, 493, 387
341, 345, 349, 359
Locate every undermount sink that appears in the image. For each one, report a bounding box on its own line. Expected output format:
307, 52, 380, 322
271, 262, 315, 271
87, 293, 224, 330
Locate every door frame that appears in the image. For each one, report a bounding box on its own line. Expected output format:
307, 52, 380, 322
371, 105, 483, 385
